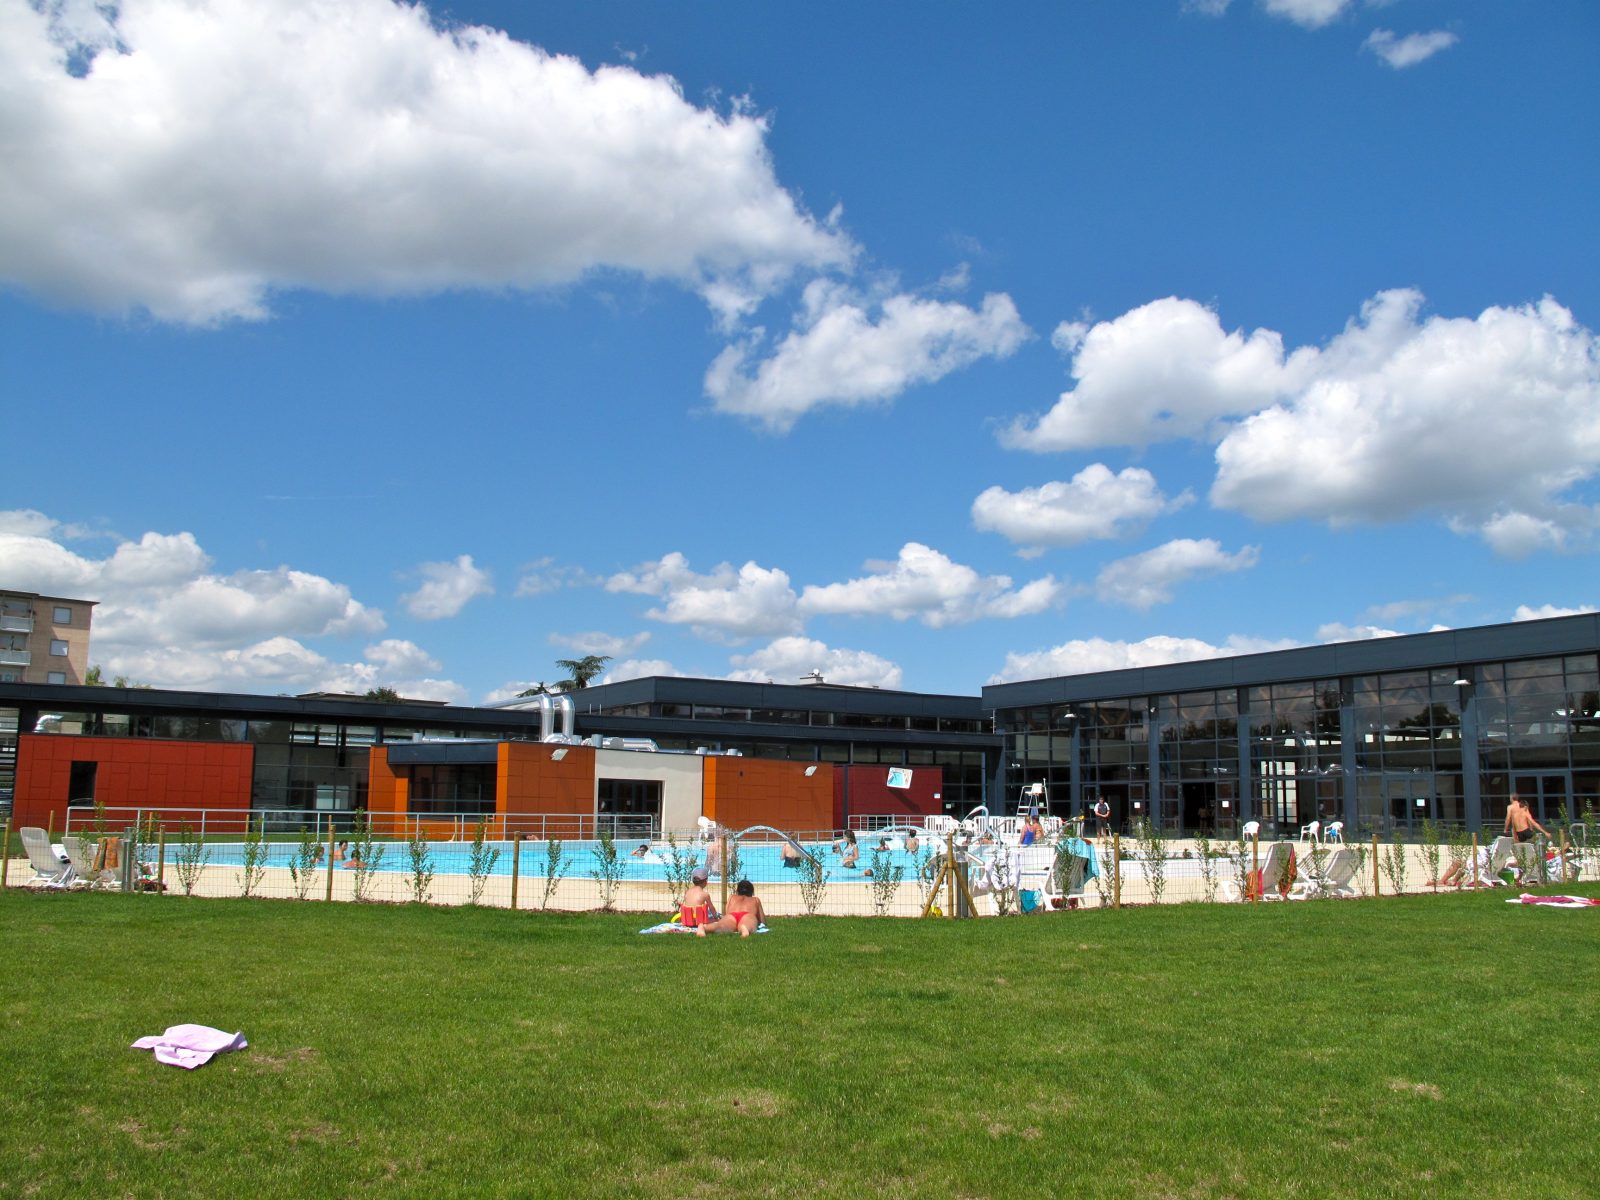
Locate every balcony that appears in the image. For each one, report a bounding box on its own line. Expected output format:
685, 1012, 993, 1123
0, 649, 30, 667
0, 615, 32, 634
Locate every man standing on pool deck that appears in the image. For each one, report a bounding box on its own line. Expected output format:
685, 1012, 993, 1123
1505, 794, 1550, 844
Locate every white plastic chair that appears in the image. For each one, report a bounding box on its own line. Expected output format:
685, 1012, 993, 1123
1323, 821, 1344, 843
1242, 820, 1261, 840
1298, 819, 1321, 845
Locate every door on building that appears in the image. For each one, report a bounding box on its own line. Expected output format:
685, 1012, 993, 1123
1384, 774, 1435, 833
1513, 772, 1570, 826
1180, 781, 1218, 835
68, 760, 98, 805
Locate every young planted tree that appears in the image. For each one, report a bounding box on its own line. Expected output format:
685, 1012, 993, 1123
405, 825, 436, 904
288, 825, 320, 900
540, 838, 571, 911
173, 822, 211, 897
466, 818, 501, 905
238, 816, 268, 898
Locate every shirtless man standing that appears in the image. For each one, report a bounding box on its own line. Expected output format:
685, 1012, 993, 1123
1504, 794, 1550, 844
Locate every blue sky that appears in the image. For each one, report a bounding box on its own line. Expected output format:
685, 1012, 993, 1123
2, 0, 1597, 702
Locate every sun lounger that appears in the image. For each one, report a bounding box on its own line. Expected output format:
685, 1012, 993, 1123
63, 835, 119, 890
20, 826, 75, 889
1221, 841, 1292, 901
1288, 846, 1359, 899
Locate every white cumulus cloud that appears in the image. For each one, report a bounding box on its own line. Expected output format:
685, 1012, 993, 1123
989, 632, 1296, 684
705, 279, 1029, 432
1514, 603, 1597, 622
1001, 298, 1292, 451
1261, 0, 1351, 29
971, 464, 1192, 556
548, 630, 652, 657
1315, 622, 1401, 643
1364, 28, 1458, 69
799, 542, 1065, 627
606, 552, 801, 642
1094, 539, 1260, 610
1210, 291, 1600, 550
0, 0, 850, 325
0, 511, 474, 696
401, 554, 493, 620
727, 637, 903, 689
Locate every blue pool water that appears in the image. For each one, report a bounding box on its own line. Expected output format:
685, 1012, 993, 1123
191, 839, 932, 886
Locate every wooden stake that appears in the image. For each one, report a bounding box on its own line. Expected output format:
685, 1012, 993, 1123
1471, 831, 1479, 888
157, 830, 166, 892
324, 822, 336, 903
1, 818, 10, 889
719, 834, 730, 917
1112, 833, 1122, 909
510, 836, 521, 910
1251, 834, 1261, 904
1372, 833, 1381, 897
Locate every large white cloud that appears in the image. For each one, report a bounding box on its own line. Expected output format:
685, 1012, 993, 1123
1514, 603, 1597, 622
971, 464, 1192, 556
0, 0, 850, 325
704, 280, 1029, 432
799, 542, 1064, 627
1000, 298, 1292, 451
1210, 292, 1600, 547
401, 554, 493, 619
1094, 538, 1260, 610
989, 632, 1296, 684
727, 636, 903, 689
0, 509, 472, 696
606, 552, 801, 642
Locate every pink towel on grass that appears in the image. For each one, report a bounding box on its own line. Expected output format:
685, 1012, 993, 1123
131, 1024, 248, 1069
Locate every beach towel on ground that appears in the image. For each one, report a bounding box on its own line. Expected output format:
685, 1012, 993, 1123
1506, 895, 1600, 908
639, 921, 769, 934
132, 1024, 248, 1069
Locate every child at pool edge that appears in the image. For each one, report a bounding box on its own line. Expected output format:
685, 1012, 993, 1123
680, 867, 718, 929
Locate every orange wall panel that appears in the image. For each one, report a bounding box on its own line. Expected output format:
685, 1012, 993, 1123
703, 757, 833, 833
12, 734, 253, 833
499, 743, 597, 836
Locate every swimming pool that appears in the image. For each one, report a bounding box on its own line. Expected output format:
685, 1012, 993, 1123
186, 838, 935, 886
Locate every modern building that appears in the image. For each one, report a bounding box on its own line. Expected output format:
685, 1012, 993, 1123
0, 675, 991, 834
0, 590, 95, 686
985, 612, 1600, 839
3, 612, 1595, 837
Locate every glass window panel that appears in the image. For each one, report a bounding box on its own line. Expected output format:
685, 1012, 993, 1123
1505, 657, 1563, 681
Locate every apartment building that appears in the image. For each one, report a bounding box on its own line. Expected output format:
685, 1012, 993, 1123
0, 590, 96, 686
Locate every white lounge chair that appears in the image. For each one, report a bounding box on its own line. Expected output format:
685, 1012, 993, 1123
63, 835, 118, 890
20, 826, 75, 889
1221, 841, 1292, 901
1288, 846, 1360, 899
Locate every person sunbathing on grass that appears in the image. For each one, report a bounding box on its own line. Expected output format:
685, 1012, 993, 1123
695, 879, 766, 938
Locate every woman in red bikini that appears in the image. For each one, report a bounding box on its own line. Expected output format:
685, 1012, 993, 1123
696, 879, 766, 938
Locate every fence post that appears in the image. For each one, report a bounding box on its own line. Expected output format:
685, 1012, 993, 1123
511, 837, 521, 911
1372, 833, 1381, 897
1471, 831, 1479, 887
157, 830, 166, 892
1112, 833, 1121, 910
719, 834, 730, 917
47, 810, 55, 842
1251, 834, 1261, 904
1561, 829, 1571, 883
324, 823, 336, 903
1, 817, 10, 888
945, 832, 956, 918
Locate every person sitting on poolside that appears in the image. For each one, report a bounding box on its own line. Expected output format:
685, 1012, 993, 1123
679, 867, 718, 929
696, 879, 766, 938
630, 843, 650, 859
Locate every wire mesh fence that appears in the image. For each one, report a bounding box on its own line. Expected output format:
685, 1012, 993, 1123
5, 806, 1597, 918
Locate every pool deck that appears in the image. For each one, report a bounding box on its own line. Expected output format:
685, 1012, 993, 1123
4, 839, 1538, 916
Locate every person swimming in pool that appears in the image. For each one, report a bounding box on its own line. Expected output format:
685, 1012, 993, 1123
630, 843, 650, 859
696, 879, 766, 938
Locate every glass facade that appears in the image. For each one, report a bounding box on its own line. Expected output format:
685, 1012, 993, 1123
996, 650, 1600, 837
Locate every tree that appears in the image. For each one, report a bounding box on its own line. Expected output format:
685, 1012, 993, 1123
516, 682, 552, 698
555, 655, 610, 690
363, 686, 402, 702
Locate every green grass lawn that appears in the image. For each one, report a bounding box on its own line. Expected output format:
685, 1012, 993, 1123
2, 887, 1597, 1199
